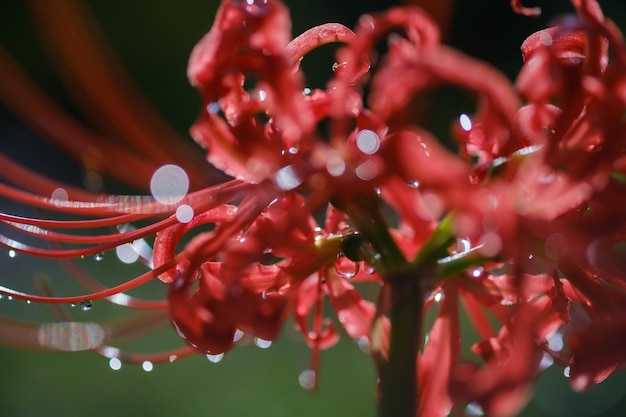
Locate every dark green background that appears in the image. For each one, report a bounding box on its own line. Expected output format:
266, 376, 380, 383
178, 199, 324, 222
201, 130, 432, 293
1, 1, 626, 416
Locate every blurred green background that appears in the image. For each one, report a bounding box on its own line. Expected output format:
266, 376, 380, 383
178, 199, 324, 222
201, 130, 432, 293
1, 1, 626, 416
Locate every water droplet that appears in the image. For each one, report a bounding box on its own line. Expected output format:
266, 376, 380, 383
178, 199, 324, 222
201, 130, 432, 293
546, 331, 564, 352
274, 164, 303, 191
109, 358, 122, 371
332, 61, 349, 74
459, 114, 473, 132
8, 249, 16, 258
254, 338, 272, 349
70, 302, 77, 308
355, 160, 378, 181
7, 296, 13, 301
94, 252, 104, 261
252, 88, 267, 103
357, 336, 370, 354
326, 155, 346, 177
356, 129, 381, 155
466, 402, 485, 416
363, 263, 376, 274
150, 164, 189, 205
340, 232, 368, 262
302, 87, 312, 96
207, 101, 221, 114
26, 300, 31, 304
425, 290, 444, 302
564, 366, 571, 378
298, 369, 316, 391
79, 300, 93, 311
470, 267, 484, 278
168, 355, 178, 363
374, 187, 382, 196
233, 329, 246, 342
334, 255, 359, 280
116, 244, 139, 264
240, 0, 269, 16
406, 180, 420, 189
176, 204, 194, 223
142, 361, 154, 372
206, 353, 224, 363
540, 353, 554, 370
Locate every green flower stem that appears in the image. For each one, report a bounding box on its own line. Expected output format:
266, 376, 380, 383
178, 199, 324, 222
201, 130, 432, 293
379, 268, 425, 417
342, 195, 406, 270
341, 196, 417, 417
342, 198, 461, 417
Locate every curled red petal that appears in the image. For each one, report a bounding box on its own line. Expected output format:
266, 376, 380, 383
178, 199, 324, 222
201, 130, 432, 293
153, 205, 237, 283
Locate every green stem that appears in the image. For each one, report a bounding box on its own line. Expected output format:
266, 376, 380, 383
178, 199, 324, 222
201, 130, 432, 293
340, 198, 459, 417
379, 269, 425, 417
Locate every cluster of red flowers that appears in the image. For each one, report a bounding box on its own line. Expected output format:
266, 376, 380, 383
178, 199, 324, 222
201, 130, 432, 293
1, 0, 626, 416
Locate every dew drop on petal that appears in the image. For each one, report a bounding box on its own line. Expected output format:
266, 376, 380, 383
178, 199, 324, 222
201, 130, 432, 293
207, 102, 221, 114
233, 329, 246, 342
142, 361, 154, 372
150, 164, 189, 205
241, 0, 269, 16
357, 336, 370, 354
274, 165, 303, 191
546, 331, 564, 352
332, 61, 349, 74
109, 358, 122, 371
206, 353, 224, 363
176, 204, 194, 223
254, 338, 272, 349
252, 89, 267, 103
335, 255, 359, 280
326, 155, 346, 177
406, 180, 420, 189
540, 353, 554, 370
459, 114, 473, 132
298, 369, 316, 391
355, 160, 378, 180
470, 267, 484, 278
94, 252, 104, 261
169, 355, 178, 363
466, 402, 485, 416
79, 300, 93, 311
8, 250, 16, 258
356, 129, 381, 155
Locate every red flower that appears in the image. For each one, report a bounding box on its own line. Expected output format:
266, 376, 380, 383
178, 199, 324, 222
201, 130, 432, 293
1, 1, 626, 417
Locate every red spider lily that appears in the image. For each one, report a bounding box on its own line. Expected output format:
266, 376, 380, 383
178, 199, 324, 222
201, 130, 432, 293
1, 0, 626, 417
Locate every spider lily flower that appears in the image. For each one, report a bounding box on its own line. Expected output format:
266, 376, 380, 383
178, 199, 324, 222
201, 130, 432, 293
1, 1, 626, 417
